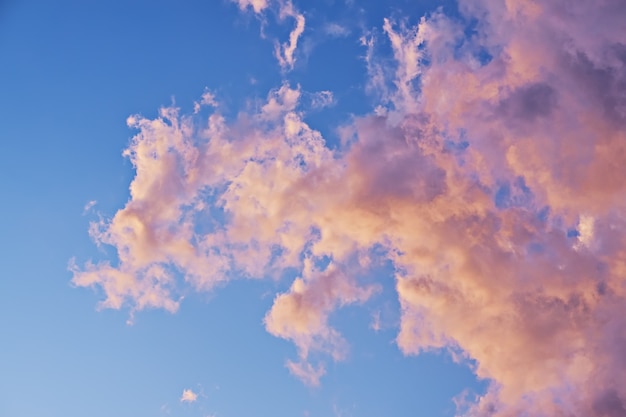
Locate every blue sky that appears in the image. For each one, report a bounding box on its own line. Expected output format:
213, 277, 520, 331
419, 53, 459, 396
2, 1, 626, 417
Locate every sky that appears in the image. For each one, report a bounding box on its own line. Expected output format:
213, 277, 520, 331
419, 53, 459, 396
1, 0, 625, 416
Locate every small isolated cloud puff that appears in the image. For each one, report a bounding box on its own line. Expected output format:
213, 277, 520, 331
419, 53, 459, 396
82, 200, 97, 214
180, 389, 198, 403
194, 90, 218, 114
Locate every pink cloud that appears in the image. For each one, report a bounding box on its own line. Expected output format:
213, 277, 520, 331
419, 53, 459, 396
231, 0, 306, 70
285, 359, 326, 387
73, 0, 626, 413
273, 1, 305, 70
265, 260, 379, 381
232, 0, 268, 14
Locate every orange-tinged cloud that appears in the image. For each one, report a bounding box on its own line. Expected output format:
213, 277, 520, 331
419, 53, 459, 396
73, 0, 626, 414
180, 388, 198, 403
264, 259, 379, 381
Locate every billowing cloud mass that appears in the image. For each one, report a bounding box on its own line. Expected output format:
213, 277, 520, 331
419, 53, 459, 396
73, 0, 626, 415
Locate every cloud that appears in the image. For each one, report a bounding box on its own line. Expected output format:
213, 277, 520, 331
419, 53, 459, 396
274, 1, 305, 70
194, 90, 218, 114
285, 359, 326, 387
73, 0, 626, 413
180, 389, 198, 403
369, 310, 381, 332
231, 0, 268, 14
308, 90, 334, 109
83, 200, 97, 214
324, 22, 350, 38
232, 0, 306, 70
264, 260, 378, 382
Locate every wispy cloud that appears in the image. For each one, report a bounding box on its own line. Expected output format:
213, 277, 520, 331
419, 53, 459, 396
369, 310, 381, 332
73, 0, 626, 414
285, 359, 326, 387
82, 200, 97, 214
324, 22, 350, 38
308, 90, 334, 109
231, 0, 305, 70
274, 1, 305, 70
194, 90, 218, 114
